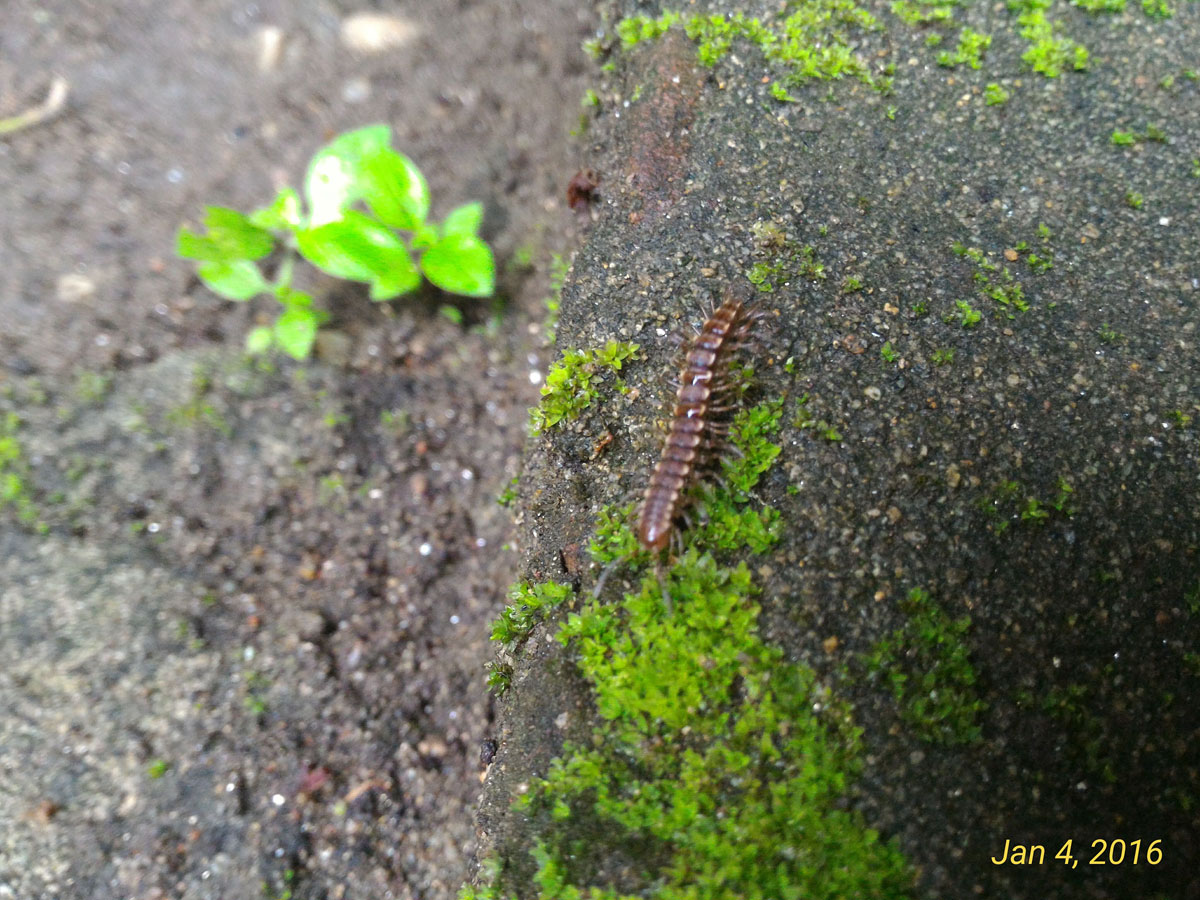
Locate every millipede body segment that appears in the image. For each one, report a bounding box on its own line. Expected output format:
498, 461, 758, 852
636, 283, 757, 552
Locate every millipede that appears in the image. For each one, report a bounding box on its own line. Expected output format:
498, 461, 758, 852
636, 281, 760, 554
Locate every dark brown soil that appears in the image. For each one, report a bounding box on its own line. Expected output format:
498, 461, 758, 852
0, 2, 595, 898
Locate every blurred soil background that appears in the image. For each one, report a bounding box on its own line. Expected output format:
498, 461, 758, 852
0, 2, 595, 898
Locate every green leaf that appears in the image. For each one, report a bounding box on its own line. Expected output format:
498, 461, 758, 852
245, 326, 274, 354
275, 285, 313, 308
295, 209, 414, 283
420, 233, 495, 297
441, 201, 483, 237
360, 148, 431, 232
304, 125, 392, 226
367, 252, 421, 300
177, 207, 275, 262
274, 306, 320, 360
249, 187, 303, 232
196, 259, 268, 300
411, 223, 439, 250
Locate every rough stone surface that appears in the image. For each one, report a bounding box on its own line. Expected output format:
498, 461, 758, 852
479, 1, 1200, 898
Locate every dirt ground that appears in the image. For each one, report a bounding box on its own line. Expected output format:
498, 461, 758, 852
0, 2, 595, 898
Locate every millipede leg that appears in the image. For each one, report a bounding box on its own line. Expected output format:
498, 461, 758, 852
593, 557, 623, 599
656, 562, 674, 616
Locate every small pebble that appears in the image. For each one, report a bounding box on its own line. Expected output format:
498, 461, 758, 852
340, 13, 418, 53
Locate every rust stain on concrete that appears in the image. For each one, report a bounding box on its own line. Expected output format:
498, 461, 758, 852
622, 29, 706, 225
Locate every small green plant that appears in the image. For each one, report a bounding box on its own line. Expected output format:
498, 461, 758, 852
1125, 190, 1145, 209
1011, 1, 1089, 77
1111, 130, 1137, 146
491, 581, 573, 645
895, 0, 960, 23
953, 299, 982, 328
1143, 122, 1167, 142
931, 347, 955, 366
529, 340, 640, 434
147, 759, 170, 779
1020, 497, 1050, 522
984, 82, 1011, 105
1141, 0, 1172, 19
1053, 476, 1076, 514
496, 476, 520, 508
0, 412, 43, 530
880, 341, 898, 363
1098, 322, 1121, 343
936, 27, 991, 69
178, 125, 495, 360
1027, 251, 1053, 273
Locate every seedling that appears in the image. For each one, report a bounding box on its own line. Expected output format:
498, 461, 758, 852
984, 82, 1011, 105
178, 125, 495, 360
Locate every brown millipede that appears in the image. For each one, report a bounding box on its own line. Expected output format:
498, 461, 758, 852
636, 282, 759, 553
590, 282, 760, 606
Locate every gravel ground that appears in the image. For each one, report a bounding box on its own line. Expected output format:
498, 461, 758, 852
0, 2, 595, 898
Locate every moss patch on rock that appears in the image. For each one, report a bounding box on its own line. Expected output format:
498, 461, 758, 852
470, 401, 915, 898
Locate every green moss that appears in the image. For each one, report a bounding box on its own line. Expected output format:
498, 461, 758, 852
791, 393, 844, 442
515, 552, 913, 899
0, 412, 43, 531
73, 370, 113, 405
615, 12, 681, 49
611, 3, 884, 102
1017, 680, 1118, 784
891, 0, 959, 25
544, 253, 569, 344
984, 82, 1011, 105
748, 237, 826, 293
951, 299, 982, 328
936, 27, 992, 69
1185, 580, 1200, 616
1141, 0, 1173, 18
952, 241, 1044, 319
529, 340, 640, 434
165, 368, 233, 437
1009, 0, 1089, 77
497, 476, 520, 508
486, 580, 574, 697
1144, 122, 1167, 142
480, 394, 914, 897
864, 587, 987, 745
978, 477, 1074, 532
492, 581, 574, 646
